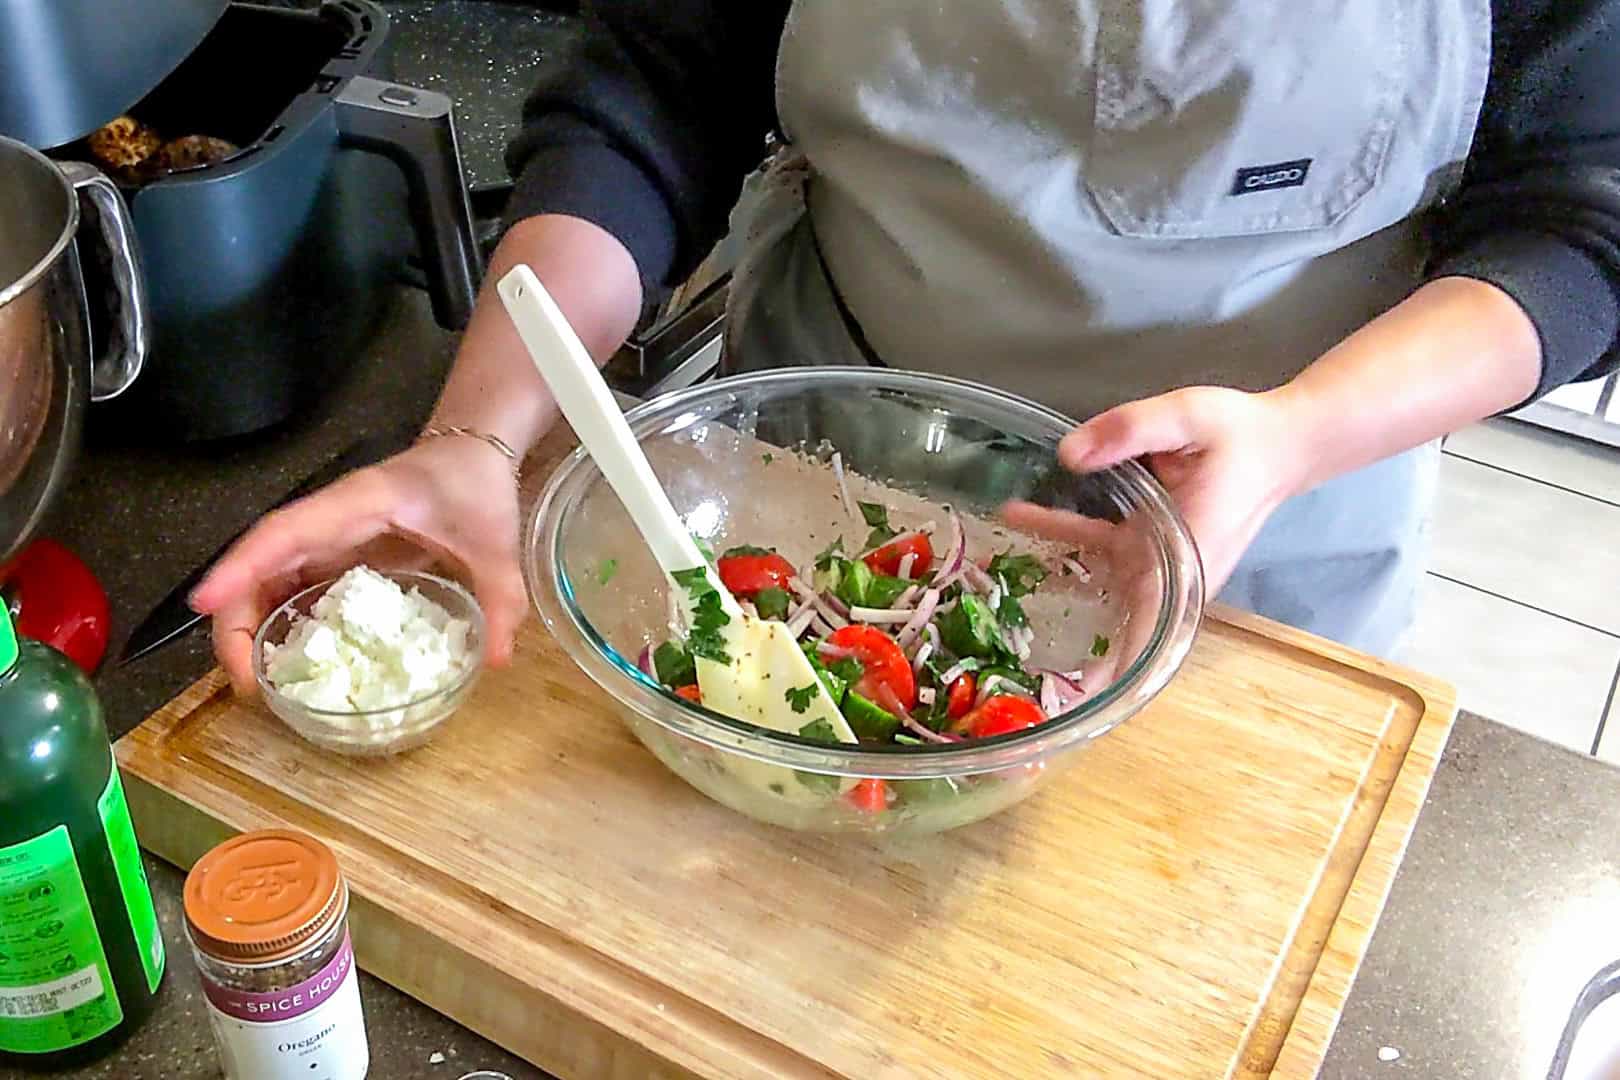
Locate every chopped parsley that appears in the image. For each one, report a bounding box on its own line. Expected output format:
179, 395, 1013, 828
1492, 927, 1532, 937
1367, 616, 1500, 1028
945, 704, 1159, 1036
762, 452, 774, 465
997, 591, 1029, 631
1091, 633, 1111, 658
652, 641, 695, 687
826, 656, 865, 685
858, 501, 898, 548
671, 567, 731, 664
798, 717, 838, 742
988, 552, 1048, 597
785, 684, 818, 713
754, 586, 791, 620
597, 558, 618, 586
894, 733, 925, 746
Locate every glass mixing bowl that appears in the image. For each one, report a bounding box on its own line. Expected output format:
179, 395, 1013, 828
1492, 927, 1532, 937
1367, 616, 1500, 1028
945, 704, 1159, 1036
528, 368, 1202, 834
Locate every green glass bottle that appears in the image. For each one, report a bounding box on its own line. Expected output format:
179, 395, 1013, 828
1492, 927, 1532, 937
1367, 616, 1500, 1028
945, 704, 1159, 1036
0, 600, 165, 1069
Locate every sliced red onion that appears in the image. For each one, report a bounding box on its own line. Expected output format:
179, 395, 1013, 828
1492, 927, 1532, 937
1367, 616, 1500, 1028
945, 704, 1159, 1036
977, 673, 1037, 706
785, 607, 817, 639
871, 681, 910, 720
900, 714, 955, 744
848, 606, 916, 624
787, 577, 849, 627
1061, 556, 1092, 582
816, 642, 859, 660
911, 640, 934, 675
739, 599, 758, 619
809, 612, 838, 637
832, 451, 855, 518
636, 644, 655, 679
963, 563, 995, 593
894, 585, 920, 608
938, 657, 980, 686
1039, 674, 1061, 717
894, 587, 941, 648
896, 552, 916, 580
929, 512, 967, 588
987, 582, 1003, 611
917, 686, 937, 706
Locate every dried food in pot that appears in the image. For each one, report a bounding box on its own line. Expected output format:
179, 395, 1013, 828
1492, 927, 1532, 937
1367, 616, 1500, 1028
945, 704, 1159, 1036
86, 116, 162, 173
153, 135, 238, 172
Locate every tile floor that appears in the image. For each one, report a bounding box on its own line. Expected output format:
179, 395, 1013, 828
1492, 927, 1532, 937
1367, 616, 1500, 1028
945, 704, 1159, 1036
1405, 419, 1620, 759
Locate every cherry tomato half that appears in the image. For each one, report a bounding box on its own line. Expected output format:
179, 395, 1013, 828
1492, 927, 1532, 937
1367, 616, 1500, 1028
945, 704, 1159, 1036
848, 778, 889, 814
0, 539, 109, 674
823, 624, 916, 711
716, 552, 797, 597
964, 695, 1047, 740
945, 673, 977, 719
863, 532, 933, 579
673, 684, 702, 704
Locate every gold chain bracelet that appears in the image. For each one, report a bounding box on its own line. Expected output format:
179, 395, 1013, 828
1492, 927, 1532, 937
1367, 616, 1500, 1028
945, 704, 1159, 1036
419, 424, 521, 475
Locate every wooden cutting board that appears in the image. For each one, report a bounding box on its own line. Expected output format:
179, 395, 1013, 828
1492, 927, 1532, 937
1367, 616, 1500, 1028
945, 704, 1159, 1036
116, 595, 1453, 1080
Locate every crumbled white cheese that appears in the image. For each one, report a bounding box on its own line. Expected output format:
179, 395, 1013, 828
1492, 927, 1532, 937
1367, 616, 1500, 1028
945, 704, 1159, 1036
265, 566, 472, 728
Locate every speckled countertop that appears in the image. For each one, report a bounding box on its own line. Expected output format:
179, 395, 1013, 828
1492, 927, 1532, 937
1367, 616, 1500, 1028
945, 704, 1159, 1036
31, 2, 1620, 1077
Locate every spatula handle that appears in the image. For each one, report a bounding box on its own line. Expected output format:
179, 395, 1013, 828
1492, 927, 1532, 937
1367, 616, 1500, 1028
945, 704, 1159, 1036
497, 265, 715, 580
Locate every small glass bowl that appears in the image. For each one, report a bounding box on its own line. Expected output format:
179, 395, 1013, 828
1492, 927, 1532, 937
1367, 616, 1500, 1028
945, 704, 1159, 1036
252, 570, 484, 757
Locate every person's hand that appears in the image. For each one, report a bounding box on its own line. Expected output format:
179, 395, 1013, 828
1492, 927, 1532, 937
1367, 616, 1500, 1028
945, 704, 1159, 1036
190, 436, 529, 696
1054, 386, 1310, 595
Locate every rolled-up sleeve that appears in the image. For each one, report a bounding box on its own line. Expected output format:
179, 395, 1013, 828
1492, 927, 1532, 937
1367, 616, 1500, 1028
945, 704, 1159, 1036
503, 0, 789, 300
1426, 0, 1620, 402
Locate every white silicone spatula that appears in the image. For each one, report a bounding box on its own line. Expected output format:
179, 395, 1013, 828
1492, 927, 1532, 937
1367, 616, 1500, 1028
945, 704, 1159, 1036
497, 266, 857, 746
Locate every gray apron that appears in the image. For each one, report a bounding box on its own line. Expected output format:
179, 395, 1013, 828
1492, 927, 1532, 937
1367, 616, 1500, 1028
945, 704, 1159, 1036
724, 0, 1491, 656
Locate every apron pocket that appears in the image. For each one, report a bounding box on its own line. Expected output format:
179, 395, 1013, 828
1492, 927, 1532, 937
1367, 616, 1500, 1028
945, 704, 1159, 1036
1087, 0, 1406, 239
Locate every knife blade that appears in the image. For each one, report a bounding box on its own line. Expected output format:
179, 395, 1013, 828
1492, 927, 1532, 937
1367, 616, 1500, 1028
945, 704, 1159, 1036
117, 434, 398, 666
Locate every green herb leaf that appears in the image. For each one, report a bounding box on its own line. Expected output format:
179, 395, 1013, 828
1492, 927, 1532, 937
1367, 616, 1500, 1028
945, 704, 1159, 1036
1091, 634, 1111, 658
988, 552, 1048, 598
859, 500, 899, 549
861, 572, 912, 609
652, 641, 695, 688
979, 664, 1040, 693
997, 593, 1029, 631
893, 733, 925, 746
795, 770, 844, 794
785, 684, 818, 713
690, 534, 716, 564
754, 586, 791, 620
596, 558, 618, 586
827, 656, 865, 685
721, 544, 775, 558
762, 452, 774, 465
858, 501, 890, 528
865, 524, 898, 549
813, 536, 846, 570
798, 717, 838, 743
671, 567, 732, 664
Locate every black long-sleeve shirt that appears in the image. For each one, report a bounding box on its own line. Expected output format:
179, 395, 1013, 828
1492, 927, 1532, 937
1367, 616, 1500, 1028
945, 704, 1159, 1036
505, 0, 1620, 399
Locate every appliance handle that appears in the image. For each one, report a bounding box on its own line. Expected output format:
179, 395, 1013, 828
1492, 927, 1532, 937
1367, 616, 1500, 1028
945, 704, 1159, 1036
57, 160, 149, 401
336, 75, 482, 330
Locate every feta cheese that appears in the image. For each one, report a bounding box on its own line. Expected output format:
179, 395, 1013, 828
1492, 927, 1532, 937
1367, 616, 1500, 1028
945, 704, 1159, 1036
265, 566, 473, 727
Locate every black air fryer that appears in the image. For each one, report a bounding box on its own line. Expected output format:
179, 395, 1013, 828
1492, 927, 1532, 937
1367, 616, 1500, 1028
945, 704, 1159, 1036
0, 0, 481, 441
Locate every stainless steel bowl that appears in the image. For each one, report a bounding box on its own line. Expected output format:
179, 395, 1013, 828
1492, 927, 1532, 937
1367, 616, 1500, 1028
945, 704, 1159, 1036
0, 135, 147, 563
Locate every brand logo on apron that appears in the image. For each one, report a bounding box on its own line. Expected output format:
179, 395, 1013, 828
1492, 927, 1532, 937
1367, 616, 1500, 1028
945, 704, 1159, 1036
1230, 159, 1314, 196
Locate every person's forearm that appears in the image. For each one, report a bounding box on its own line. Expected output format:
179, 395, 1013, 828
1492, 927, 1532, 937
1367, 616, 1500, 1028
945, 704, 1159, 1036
1271, 276, 1543, 496
426, 213, 643, 454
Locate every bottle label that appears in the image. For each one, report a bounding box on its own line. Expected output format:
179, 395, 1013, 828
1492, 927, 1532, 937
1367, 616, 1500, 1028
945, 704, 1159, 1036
0, 825, 123, 1054
201, 930, 369, 1080
97, 765, 166, 993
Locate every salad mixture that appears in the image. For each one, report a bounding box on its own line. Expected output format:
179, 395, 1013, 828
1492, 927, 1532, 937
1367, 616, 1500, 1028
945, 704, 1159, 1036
641, 499, 1108, 775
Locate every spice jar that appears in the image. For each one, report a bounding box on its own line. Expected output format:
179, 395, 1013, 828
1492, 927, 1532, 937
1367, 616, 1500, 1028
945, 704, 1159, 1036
184, 830, 369, 1079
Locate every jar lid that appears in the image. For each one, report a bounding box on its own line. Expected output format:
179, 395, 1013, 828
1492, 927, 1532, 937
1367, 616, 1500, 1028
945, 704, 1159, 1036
184, 829, 344, 963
